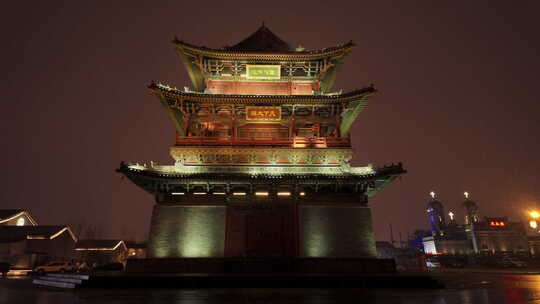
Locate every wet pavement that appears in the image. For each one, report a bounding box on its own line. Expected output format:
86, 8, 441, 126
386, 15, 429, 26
2, 273, 540, 303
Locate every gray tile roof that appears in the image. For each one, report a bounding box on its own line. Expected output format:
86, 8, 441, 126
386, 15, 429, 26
75, 239, 125, 250
0, 209, 24, 220
0, 226, 68, 242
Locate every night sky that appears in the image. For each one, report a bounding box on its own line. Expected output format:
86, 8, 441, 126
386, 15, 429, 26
2, 1, 539, 242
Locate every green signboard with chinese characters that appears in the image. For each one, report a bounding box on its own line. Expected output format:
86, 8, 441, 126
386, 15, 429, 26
246, 65, 281, 80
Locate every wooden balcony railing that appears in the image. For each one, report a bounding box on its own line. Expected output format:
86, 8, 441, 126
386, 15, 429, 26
175, 136, 351, 148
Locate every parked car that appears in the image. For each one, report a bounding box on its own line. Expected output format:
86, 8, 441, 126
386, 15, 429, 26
34, 261, 75, 275
75, 262, 91, 273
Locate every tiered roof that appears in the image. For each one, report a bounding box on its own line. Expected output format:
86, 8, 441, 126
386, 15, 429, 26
117, 26, 406, 201
149, 82, 376, 104
117, 162, 405, 198
225, 24, 291, 52
173, 25, 354, 60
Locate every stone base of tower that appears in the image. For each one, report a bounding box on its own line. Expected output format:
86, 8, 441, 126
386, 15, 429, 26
147, 202, 376, 259
299, 205, 377, 258
147, 204, 226, 258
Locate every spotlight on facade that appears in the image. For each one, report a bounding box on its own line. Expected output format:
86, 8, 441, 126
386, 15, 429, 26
530, 220, 538, 229
530, 211, 540, 219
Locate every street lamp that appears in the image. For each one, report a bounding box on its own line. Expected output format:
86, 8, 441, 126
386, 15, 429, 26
529, 210, 539, 230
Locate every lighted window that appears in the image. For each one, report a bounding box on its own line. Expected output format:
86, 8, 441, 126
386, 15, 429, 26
255, 192, 269, 196
233, 192, 246, 196
16, 217, 25, 226
277, 192, 291, 196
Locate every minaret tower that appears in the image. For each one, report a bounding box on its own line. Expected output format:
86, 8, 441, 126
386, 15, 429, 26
426, 191, 446, 236
462, 191, 479, 225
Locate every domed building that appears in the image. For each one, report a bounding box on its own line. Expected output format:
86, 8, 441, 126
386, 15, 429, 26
423, 192, 529, 257
426, 196, 445, 236
462, 192, 479, 225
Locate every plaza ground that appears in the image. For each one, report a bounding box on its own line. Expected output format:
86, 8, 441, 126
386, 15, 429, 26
3, 270, 540, 303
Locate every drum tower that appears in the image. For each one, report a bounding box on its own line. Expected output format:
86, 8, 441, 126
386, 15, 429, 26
117, 25, 405, 261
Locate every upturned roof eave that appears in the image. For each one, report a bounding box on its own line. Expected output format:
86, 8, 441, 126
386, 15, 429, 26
173, 39, 355, 60
148, 82, 377, 104
117, 163, 404, 181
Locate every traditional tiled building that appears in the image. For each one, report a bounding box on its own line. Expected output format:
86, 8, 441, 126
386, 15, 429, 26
118, 25, 405, 261
0, 209, 38, 226
74, 240, 127, 266
0, 226, 77, 269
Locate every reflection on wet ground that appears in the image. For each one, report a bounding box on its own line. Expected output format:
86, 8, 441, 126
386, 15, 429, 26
2, 273, 540, 304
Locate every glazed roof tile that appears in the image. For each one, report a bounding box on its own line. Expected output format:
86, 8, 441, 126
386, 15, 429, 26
172, 25, 354, 60
174, 39, 354, 60
149, 82, 376, 104
117, 162, 404, 180
226, 25, 291, 52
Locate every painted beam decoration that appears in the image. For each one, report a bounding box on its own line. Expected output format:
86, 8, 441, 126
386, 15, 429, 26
246, 65, 281, 80
246, 106, 282, 121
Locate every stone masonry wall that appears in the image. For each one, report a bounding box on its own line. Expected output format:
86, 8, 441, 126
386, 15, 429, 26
299, 205, 377, 258
148, 205, 226, 258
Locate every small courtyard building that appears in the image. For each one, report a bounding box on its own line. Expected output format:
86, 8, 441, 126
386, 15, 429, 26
0, 226, 77, 269
74, 240, 127, 266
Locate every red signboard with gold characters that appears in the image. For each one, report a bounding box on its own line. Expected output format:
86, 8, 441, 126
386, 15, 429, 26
245, 106, 282, 121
